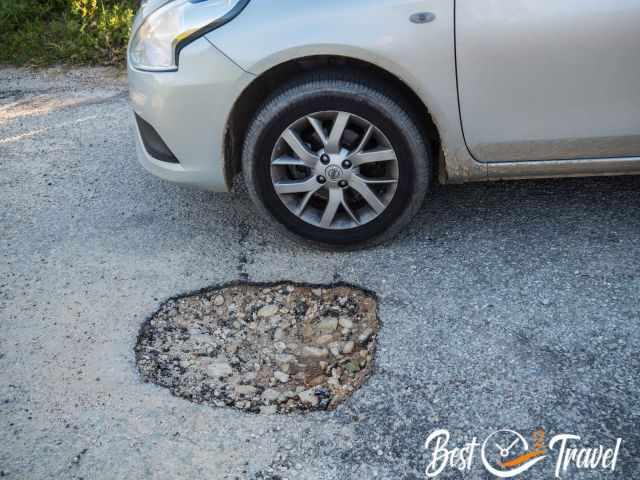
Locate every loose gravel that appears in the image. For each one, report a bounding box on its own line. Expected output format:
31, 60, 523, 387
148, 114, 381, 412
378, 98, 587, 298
135, 283, 379, 414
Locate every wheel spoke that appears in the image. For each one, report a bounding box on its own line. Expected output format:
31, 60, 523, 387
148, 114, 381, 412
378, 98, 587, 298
355, 175, 398, 185
272, 156, 309, 167
296, 185, 323, 215
307, 116, 328, 146
349, 148, 397, 167
349, 176, 386, 214
281, 128, 318, 167
326, 112, 350, 154
354, 125, 374, 154
274, 177, 319, 195
341, 197, 360, 226
320, 188, 343, 228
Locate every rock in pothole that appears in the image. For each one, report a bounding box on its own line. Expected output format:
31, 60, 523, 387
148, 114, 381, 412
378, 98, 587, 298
135, 283, 379, 414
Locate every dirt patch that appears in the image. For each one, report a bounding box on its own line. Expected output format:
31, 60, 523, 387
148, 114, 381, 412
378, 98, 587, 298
135, 282, 379, 414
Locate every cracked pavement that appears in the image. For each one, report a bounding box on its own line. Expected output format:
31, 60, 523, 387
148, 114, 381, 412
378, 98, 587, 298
1, 67, 639, 479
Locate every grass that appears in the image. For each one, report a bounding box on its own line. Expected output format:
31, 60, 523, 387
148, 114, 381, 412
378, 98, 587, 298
0, 0, 137, 67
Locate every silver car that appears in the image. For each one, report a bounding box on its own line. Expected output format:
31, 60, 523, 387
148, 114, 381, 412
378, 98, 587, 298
128, 0, 640, 247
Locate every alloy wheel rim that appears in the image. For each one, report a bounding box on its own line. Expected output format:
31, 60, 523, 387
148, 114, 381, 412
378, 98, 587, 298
270, 111, 399, 230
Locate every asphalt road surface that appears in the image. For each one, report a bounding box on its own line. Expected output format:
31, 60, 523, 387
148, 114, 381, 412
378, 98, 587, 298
1, 68, 639, 479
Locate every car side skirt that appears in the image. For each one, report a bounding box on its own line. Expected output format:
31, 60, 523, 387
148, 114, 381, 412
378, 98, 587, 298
482, 157, 640, 181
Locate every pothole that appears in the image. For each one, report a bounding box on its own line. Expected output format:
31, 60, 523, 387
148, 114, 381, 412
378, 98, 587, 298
135, 282, 379, 414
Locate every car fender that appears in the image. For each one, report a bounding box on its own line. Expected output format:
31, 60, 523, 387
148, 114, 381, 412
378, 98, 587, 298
206, 0, 486, 182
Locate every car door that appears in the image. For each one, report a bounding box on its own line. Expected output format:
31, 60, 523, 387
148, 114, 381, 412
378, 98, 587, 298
456, 0, 640, 162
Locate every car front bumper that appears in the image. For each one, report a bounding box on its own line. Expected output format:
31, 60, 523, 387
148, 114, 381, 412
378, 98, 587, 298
128, 37, 252, 192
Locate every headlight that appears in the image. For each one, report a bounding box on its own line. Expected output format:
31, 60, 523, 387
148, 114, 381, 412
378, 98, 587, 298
129, 0, 250, 71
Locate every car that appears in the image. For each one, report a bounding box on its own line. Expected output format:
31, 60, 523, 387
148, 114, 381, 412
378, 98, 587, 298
127, 0, 640, 248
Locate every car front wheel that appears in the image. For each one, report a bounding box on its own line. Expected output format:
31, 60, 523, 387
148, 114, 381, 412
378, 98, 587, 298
242, 71, 431, 248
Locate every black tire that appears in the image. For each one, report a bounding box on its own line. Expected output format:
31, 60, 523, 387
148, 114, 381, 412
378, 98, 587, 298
242, 70, 431, 249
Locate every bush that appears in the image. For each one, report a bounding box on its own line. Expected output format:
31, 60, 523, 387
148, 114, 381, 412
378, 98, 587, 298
0, 0, 137, 66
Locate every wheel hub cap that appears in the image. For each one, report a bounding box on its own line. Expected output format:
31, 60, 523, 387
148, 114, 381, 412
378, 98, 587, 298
324, 164, 344, 182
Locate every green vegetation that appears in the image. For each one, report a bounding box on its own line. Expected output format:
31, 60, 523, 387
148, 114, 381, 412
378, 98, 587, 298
0, 0, 137, 66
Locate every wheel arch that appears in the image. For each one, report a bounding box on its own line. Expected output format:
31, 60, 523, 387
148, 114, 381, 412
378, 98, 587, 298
224, 55, 443, 190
